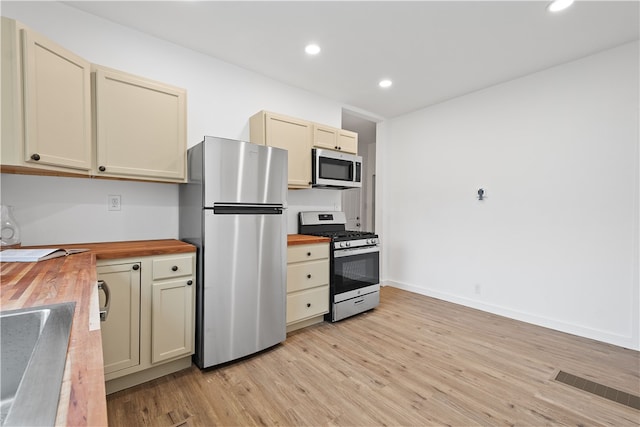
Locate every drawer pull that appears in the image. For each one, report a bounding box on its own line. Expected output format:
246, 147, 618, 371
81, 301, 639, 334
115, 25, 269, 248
306, 303, 311, 308
354, 298, 365, 305
172, 265, 179, 271
132, 264, 140, 271
30, 153, 40, 161
307, 252, 311, 256
187, 280, 193, 286
307, 274, 312, 279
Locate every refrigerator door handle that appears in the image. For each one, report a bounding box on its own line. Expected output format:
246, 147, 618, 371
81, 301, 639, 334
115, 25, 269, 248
213, 204, 284, 215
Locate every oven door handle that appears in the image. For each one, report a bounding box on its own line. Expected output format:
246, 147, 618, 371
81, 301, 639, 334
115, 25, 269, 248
334, 246, 379, 258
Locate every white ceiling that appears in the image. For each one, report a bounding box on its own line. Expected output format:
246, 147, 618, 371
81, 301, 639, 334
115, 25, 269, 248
63, 1, 639, 119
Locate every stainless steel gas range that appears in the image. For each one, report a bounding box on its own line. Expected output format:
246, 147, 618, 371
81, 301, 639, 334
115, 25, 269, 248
298, 211, 380, 322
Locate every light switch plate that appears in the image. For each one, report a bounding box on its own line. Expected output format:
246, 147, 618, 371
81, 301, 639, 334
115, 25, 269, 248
108, 195, 121, 211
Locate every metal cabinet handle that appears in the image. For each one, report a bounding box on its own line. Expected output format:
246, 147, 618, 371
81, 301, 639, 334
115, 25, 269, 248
307, 274, 312, 279
172, 265, 179, 271
306, 303, 311, 308
132, 264, 140, 271
30, 153, 40, 161
187, 280, 193, 286
98, 166, 106, 172
307, 252, 311, 256
98, 280, 111, 322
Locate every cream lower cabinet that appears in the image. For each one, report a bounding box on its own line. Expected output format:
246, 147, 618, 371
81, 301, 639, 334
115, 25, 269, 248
1, 17, 92, 174
250, 111, 313, 189
150, 256, 195, 364
97, 262, 141, 375
97, 252, 195, 394
286, 243, 330, 332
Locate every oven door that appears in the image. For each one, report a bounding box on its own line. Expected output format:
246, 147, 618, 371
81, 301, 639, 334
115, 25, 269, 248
332, 246, 379, 296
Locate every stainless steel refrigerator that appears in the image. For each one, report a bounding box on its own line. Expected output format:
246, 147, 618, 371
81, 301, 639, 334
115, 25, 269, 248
179, 136, 287, 368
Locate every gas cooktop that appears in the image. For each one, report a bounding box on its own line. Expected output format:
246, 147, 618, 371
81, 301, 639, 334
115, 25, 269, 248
298, 211, 378, 245
310, 230, 377, 241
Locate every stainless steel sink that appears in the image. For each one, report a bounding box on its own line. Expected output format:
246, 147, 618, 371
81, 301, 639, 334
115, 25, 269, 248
1, 302, 75, 426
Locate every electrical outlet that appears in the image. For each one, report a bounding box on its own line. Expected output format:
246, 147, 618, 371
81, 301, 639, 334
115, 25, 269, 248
108, 195, 121, 211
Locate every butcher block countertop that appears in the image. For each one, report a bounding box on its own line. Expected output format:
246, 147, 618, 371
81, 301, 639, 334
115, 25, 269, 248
33, 238, 196, 260
0, 239, 195, 426
288, 234, 331, 246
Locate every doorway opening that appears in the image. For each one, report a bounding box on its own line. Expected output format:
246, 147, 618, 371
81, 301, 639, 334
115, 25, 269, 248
342, 110, 377, 233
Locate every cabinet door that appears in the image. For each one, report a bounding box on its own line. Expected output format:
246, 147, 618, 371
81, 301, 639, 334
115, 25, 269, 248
94, 67, 186, 182
313, 124, 337, 150
264, 113, 312, 188
337, 130, 358, 154
22, 27, 92, 171
151, 278, 194, 364
97, 262, 141, 375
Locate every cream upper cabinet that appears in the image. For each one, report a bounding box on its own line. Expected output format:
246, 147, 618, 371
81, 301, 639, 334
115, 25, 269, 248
312, 124, 338, 151
250, 111, 313, 189
313, 124, 358, 154
1, 17, 187, 183
94, 66, 187, 182
1, 17, 92, 173
337, 129, 358, 154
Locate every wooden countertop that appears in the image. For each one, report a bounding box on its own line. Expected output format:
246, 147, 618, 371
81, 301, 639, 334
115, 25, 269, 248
26, 239, 196, 260
0, 239, 195, 426
288, 234, 331, 246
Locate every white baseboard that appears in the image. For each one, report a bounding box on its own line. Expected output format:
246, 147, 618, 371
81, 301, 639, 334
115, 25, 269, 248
383, 280, 639, 351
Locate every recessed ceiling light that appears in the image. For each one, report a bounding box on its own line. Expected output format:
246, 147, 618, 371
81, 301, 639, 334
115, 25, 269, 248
379, 79, 392, 88
547, 0, 574, 12
305, 44, 321, 55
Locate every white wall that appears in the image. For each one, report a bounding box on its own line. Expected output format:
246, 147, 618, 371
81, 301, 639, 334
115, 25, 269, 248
0, 1, 345, 243
379, 41, 640, 350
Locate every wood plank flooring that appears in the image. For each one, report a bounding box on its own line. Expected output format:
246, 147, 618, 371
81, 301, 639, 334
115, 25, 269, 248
106, 286, 640, 426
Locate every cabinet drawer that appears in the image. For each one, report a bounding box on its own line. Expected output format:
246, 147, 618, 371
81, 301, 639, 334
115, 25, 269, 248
286, 286, 329, 324
152, 256, 193, 280
288, 243, 328, 263
287, 260, 329, 293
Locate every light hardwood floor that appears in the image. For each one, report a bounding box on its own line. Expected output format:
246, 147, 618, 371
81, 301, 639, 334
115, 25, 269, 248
106, 286, 640, 426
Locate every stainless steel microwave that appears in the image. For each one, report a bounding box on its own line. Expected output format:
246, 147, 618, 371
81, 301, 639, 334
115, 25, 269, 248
312, 148, 362, 189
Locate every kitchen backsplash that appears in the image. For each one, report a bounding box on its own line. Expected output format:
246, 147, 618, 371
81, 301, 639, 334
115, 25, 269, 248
0, 173, 341, 245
